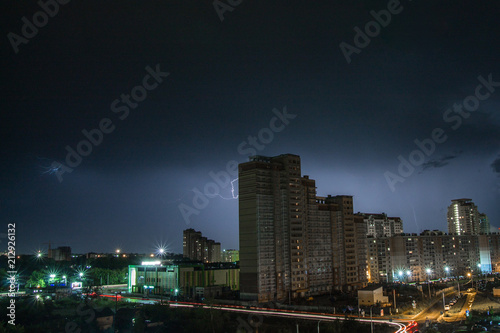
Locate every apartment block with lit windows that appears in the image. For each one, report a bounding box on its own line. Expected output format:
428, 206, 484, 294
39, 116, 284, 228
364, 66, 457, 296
367, 231, 500, 282
447, 198, 482, 235
239, 154, 368, 301
183, 229, 222, 263
359, 213, 403, 238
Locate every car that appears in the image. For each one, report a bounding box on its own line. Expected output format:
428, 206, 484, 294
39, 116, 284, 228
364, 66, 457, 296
444, 305, 450, 311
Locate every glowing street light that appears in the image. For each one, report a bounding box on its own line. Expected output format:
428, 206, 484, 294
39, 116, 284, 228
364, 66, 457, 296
426, 269, 432, 298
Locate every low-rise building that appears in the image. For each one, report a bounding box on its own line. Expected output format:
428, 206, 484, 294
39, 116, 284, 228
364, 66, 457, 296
128, 260, 239, 298
358, 285, 389, 306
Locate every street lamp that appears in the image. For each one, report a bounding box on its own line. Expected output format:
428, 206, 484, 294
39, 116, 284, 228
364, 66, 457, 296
426, 269, 432, 298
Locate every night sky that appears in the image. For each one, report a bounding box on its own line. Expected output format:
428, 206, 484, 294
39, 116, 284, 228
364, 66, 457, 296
2, 1, 499, 254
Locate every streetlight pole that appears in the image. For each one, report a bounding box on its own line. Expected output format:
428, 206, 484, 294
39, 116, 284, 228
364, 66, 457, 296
426, 269, 432, 298
370, 306, 373, 333
317, 320, 321, 333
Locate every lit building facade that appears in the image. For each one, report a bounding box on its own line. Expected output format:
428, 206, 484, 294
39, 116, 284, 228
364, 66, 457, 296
128, 261, 239, 297
368, 231, 500, 283
447, 198, 481, 235
222, 249, 239, 263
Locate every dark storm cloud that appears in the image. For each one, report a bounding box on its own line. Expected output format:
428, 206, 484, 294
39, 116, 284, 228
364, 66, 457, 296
2, 0, 500, 253
492, 156, 500, 175
420, 152, 462, 172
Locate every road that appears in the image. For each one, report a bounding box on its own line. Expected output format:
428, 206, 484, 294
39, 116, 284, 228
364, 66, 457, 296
441, 292, 475, 323
107, 293, 412, 332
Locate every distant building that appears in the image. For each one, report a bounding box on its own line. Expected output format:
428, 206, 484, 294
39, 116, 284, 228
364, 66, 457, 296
447, 199, 482, 235
479, 213, 490, 234
49, 246, 71, 261
359, 213, 403, 238
367, 230, 500, 283
222, 249, 239, 262
183, 229, 222, 263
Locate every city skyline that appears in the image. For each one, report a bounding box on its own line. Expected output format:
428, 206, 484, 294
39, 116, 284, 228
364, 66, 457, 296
3, 151, 498, 255
2, 1, 500, 254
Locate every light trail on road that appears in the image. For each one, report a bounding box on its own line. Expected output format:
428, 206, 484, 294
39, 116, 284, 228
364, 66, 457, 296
114, 295, 412, 332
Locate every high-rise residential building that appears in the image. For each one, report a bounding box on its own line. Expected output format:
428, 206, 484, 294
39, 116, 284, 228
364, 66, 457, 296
183, 228, 202, 260
359, 213, 403, 238
239, 154, 306, 302
367, 230, 500, 283
182, 229, 222, 263
318, 195, 367, 291
447, 198, 481, 235
479, 213, 490, 234
238, 154, 367, 302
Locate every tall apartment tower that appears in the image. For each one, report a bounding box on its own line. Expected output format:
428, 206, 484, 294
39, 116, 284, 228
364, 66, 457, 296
479, 213, 490, 234
239, 154, 307, 302
239, 154, 366, 301
447, 199, 481, 235
321, 195, 367, 290
183, 228, 202, 260
183, 229, 222, 263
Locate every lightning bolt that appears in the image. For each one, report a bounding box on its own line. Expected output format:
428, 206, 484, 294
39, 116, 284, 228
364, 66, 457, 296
37, 157, 63, 175
211, 178, 239, 200
230, 177, 238, 199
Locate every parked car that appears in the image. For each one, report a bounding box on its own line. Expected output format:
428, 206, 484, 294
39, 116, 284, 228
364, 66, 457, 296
444, 305, 450, 311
